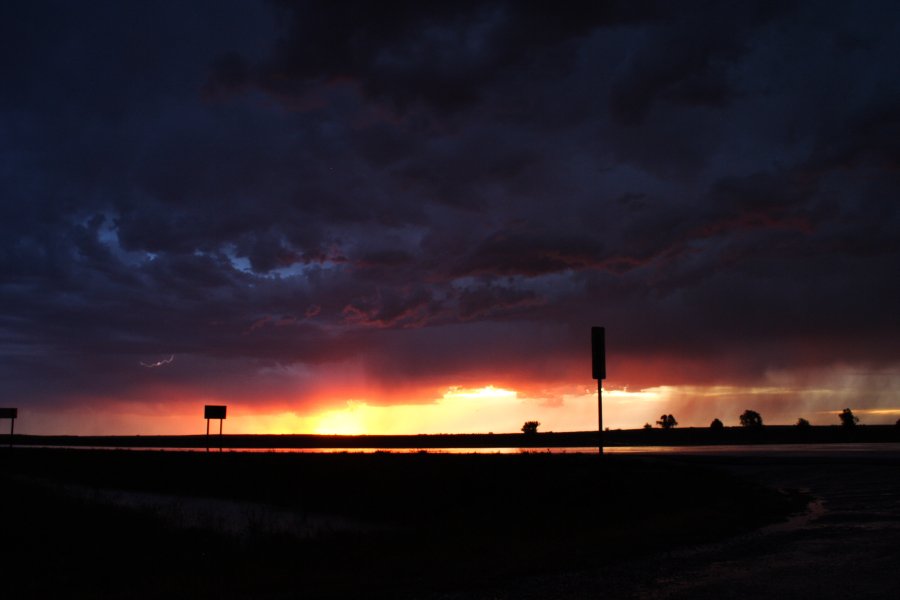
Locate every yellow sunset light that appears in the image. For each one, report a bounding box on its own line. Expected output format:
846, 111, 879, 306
439, 385, 518, 404
310, 401, 368, 435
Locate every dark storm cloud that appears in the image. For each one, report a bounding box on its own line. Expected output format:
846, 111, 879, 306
457, 284, 543, 321
608, 1, 791, 125
2, 0, 899, 413
205, 0, 679, 113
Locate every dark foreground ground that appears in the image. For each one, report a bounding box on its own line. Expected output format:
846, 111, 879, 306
442, 449, 900, 600
1, 449, 805, 599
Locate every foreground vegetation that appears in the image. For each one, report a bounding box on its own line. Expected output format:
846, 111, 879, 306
1, 449, 805, 599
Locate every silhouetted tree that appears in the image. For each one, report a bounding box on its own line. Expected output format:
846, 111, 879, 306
643, 422, 652, 430
521, 421, 540, 435
839, 408, 859, 428
739, 410, 763, 428
710, 418, 724, 430
796, 417, 811, 428
656, 414, 677, 429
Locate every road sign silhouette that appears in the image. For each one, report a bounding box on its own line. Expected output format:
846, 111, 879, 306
0, 408, 17, 447
204, 405, 227, 451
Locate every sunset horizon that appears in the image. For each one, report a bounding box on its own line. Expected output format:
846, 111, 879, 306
3, 1, 898, 439
4, 4, 899, 598
12, 375, 900, 437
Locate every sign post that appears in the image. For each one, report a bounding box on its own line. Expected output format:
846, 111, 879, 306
591, 327, 606, 455
0, 408, 17, 448
204, 405, 227, 452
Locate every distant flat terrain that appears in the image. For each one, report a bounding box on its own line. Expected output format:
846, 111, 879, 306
9, 424, 900, 449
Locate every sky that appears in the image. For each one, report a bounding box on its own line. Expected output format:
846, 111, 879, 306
2, 0, 899, 436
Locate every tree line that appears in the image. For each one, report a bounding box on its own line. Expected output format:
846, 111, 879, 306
645, 407, 872, 430
522, 408, 900, 434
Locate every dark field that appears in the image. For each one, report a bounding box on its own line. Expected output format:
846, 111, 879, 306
0, 449, 804, 599
10, 424, 899, 450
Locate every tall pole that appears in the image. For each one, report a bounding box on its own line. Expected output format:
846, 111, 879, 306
206, 418, 210, 452
591, 326, 606, 456
598, 379, 603, 455
8, 418, 13, 449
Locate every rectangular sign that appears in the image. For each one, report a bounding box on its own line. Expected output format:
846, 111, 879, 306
591, 326, 606, 380
0, 408, 17, 419
204, 405, 227, 419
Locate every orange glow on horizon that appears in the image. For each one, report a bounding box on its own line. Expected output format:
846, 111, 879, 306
304, 386, 523, 435
14, 365, 900, 435
271, 385, 666, 435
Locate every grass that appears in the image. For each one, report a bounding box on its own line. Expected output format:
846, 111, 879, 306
0, 449, 806, 599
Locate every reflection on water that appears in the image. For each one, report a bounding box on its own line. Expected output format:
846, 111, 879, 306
607, 443, 900, 456
24, 443, 900, 456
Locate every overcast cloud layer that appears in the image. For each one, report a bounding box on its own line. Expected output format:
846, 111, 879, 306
2, 1, 898, 425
